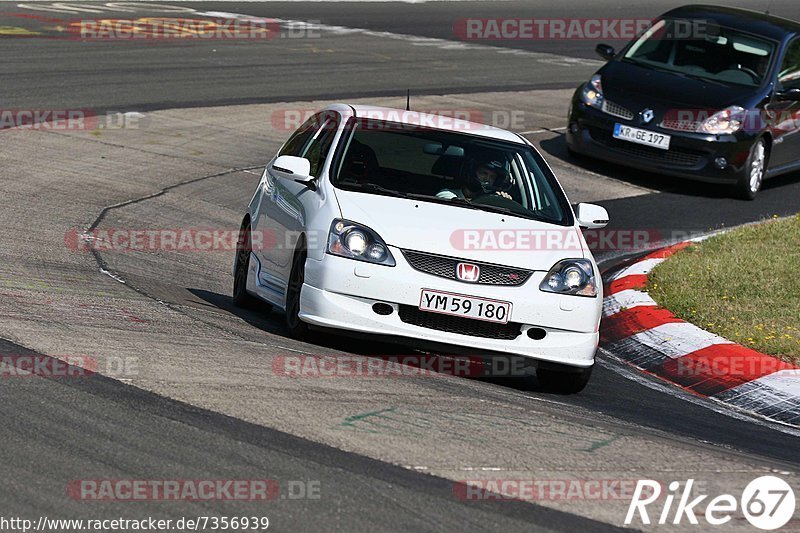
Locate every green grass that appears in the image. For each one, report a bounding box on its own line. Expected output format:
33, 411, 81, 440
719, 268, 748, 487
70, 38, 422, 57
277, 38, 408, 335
647, 214, 800, 364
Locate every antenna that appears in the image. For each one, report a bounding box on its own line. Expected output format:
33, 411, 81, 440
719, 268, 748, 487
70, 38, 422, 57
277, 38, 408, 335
765, 0, 773, 14
406, 89, 410, 111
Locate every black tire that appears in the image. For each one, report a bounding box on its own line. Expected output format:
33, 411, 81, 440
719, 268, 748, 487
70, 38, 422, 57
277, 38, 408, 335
285, 245, 311, 340
733, 138, 767, 200
566, 143, 579, 159
233, 220, 256, 307
232, 219, 271, 312
537, 364, 593, 394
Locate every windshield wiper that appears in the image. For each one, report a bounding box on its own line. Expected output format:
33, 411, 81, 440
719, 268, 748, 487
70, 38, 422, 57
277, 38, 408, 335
621, 56, 649, 68
622, 58, 682, 76
448, 197, 551, 222
345, 183, 552, 222
353, 185, 458, 205
672, 71, 731, 87
622, 58, 732, 86
346, 183, 407, 197
348, 184, 467, 205
447, 197, 512, 214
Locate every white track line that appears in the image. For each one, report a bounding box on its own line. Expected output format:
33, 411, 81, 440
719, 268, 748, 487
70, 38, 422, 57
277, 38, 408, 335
520, 126, 567, 135
626, 322, 733, 360
195, 11, 603, 67
597, 351, 800, 439
602, 289, 657, 316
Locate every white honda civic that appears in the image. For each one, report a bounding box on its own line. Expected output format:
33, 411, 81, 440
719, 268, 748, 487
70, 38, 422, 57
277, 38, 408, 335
233, 104, 609, 393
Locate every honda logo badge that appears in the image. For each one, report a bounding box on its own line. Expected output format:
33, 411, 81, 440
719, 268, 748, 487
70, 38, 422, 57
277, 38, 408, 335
456, 263, 480, 282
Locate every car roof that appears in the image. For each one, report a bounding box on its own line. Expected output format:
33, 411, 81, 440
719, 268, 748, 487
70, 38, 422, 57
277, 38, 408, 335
329, 104, 526, 144
663, 4, 800, 41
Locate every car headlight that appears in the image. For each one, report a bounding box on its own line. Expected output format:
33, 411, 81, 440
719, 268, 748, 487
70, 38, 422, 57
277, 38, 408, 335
327, 219, 396, 266
698, 106, 745, 135
539, 259, 597, 297
580, 74, 604, 108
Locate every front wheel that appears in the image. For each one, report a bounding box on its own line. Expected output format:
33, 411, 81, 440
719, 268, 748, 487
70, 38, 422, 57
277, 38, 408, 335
537, 364, 593, 394
565, 142, 581, 160
733, 139, 767, 200
233, 221, 262, 309
285, 246, 312, 340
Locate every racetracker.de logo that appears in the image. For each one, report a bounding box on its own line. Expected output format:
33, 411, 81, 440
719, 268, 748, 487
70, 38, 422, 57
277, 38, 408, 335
0, 109, 97, 130
272, 355, 530, 378
0, 110, 148, 131
661, 107, 800, 134
66, 17, 281, 40
64, 227, 278, 253
67, 479, 322, 501
68, 480, 279, 501
450, 229, 669, 252
672, 354, 798, 378
0, 355, 97, 378
450, 229, 713, 253
454, 479, 642, 501
270, 108, 531, 132
453, 18, 709, 41
272, 108, 487, 131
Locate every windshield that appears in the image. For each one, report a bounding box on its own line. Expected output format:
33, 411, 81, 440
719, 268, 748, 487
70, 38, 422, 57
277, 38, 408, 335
623, 18, 776, 87
332, 118, 571, 226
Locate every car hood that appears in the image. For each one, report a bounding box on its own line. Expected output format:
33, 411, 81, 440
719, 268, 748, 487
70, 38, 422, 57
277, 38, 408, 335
599, 61, 758, 115
333, 189, 586, 271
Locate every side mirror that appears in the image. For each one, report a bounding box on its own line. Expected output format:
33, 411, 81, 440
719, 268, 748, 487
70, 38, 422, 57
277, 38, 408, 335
775, 87, 800, 102
271, 155, 315, 187
595, 44, 616, 61
575, 203, 609, 229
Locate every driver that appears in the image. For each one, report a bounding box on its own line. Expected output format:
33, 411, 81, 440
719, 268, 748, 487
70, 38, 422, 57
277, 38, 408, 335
436, 157, 512, 201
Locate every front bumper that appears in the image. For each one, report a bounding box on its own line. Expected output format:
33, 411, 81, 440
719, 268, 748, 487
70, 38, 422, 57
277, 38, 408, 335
299, 249, 600, 368
566, 99, 755, 184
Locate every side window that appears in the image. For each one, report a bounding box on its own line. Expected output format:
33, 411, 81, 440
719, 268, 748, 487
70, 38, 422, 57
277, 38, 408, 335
278, 113, 326, 157
778, 39, 800, 89
302, 117, 340, 178
510, 155, 531, 209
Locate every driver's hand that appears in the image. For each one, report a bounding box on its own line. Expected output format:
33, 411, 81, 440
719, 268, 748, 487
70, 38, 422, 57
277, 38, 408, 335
496, 191, 512, 200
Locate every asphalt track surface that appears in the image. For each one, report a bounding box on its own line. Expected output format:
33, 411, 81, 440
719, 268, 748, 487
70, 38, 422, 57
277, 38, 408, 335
2, 1, 800, 531
1, 0, 798, 110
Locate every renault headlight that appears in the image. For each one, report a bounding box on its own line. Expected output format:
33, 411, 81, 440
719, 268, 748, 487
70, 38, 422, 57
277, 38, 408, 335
580, 74, 604, 108
699, 106, 745, 135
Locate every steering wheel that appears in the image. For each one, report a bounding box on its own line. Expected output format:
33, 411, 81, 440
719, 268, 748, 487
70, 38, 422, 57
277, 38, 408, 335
732, 64, 760, 83
471, 192, 527, 214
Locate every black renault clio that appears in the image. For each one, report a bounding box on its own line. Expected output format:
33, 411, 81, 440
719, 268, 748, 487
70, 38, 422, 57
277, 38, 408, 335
566, 5, 800, 199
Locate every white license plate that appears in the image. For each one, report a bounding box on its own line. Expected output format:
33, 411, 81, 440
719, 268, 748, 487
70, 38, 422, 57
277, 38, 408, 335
613, 123, 671, 150
419, 289, 511, 324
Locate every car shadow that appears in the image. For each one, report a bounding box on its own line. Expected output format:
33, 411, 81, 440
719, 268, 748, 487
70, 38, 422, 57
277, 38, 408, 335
538, 133, 800, 197
762, 170, 800, 192
189, 288, 414, 356
188, 287, 286, 335
188, 288, 555, 393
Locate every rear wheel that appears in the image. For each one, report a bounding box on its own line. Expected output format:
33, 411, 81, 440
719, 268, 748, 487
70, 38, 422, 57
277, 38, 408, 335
285, 245, 312, 340
537, 364, 593, 394
733, 138, 767, 200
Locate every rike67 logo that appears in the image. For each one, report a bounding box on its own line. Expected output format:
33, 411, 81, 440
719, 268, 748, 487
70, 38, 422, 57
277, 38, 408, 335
626, 476, 795, 530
